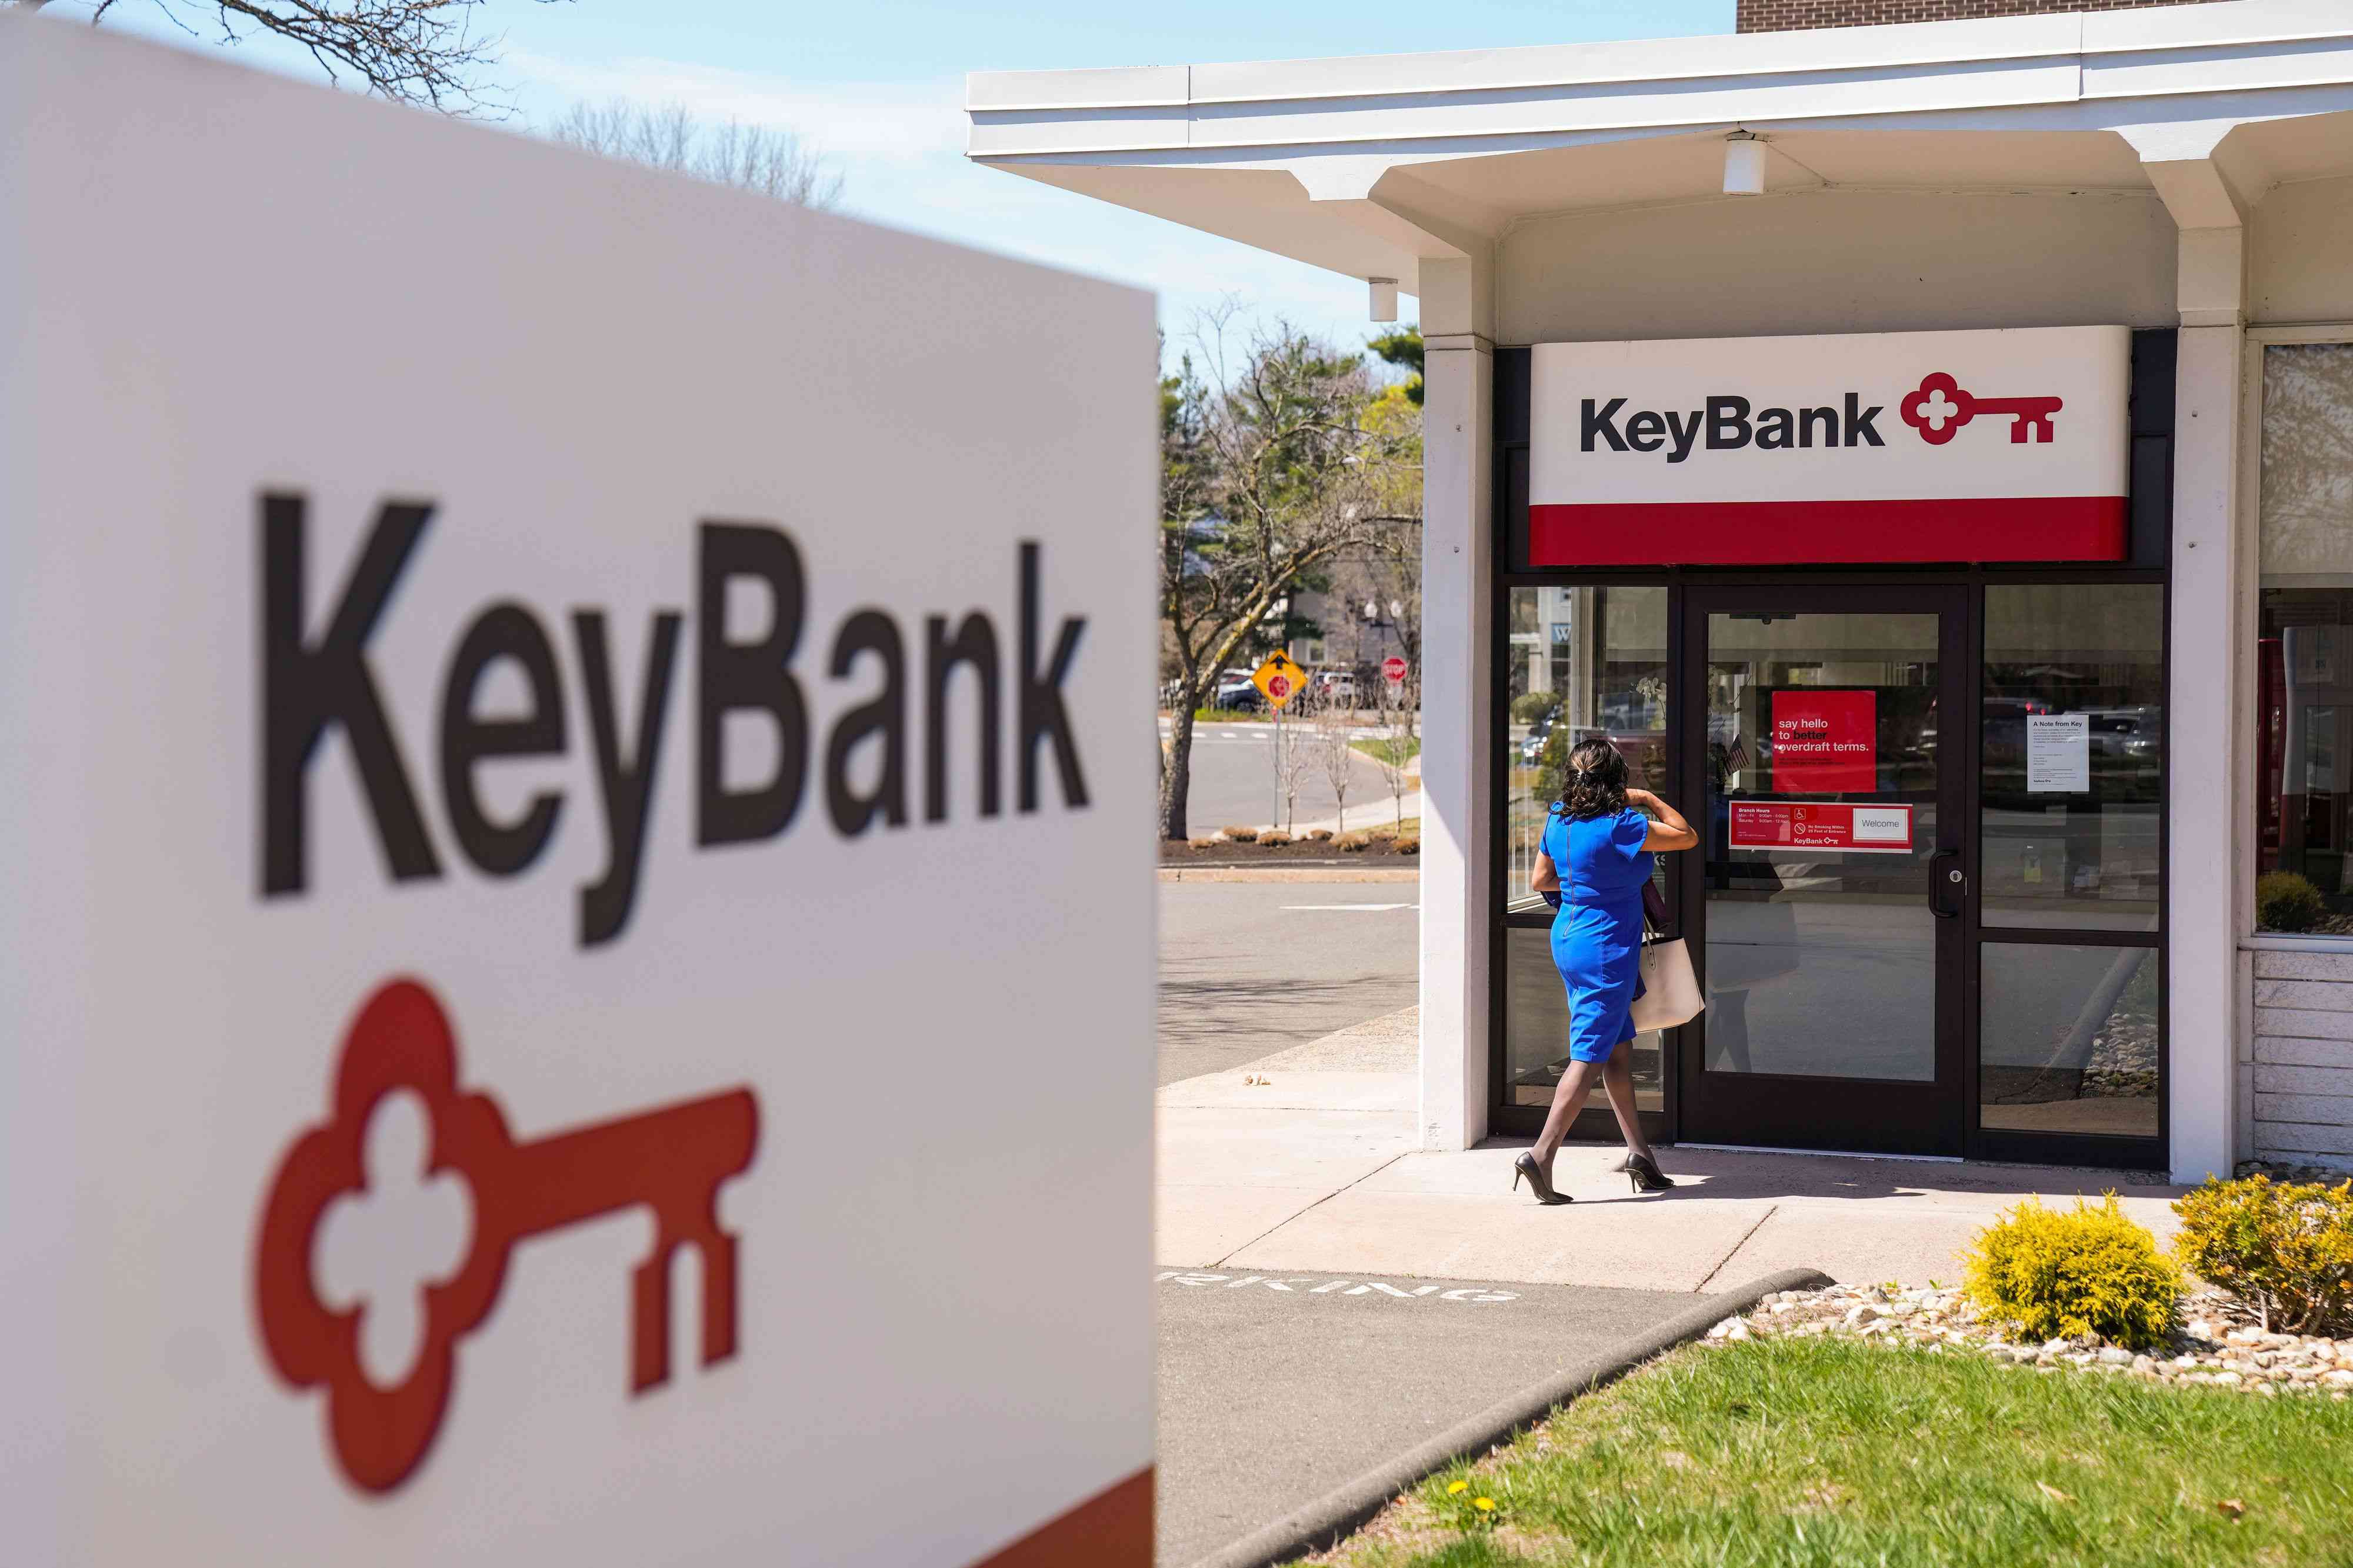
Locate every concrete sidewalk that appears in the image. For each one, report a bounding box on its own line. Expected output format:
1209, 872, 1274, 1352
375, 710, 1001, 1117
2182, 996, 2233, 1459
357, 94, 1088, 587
1159, 1005, 2189, 1290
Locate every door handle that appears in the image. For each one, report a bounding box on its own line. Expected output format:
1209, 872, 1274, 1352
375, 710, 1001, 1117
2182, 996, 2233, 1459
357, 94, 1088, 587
1929, 851, 1966, 919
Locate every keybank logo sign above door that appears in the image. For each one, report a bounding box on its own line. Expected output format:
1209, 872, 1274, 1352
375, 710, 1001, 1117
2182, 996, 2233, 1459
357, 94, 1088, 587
1531, 326, 2131, 566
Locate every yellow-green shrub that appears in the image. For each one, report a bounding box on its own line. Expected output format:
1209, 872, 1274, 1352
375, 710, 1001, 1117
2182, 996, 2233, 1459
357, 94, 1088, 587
2174, 1175, 2353, 1335
1393, 835, 1420, 855
1335, 832, 1373, 853
1219, 825, 1259, 844
2257, 871, 2329, 932
1257, 831, 1291, 848
1962, 1194, 2179, 1350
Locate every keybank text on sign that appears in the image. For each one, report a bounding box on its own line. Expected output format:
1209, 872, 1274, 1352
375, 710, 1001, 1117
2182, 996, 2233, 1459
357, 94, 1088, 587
263, 498, 1089, 949
1529, 325, 2131, 566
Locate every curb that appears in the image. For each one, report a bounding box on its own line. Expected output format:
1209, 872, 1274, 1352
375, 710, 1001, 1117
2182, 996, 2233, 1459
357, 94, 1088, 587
1158, 867, 1421, 883
1184, 1266, 1833, 1568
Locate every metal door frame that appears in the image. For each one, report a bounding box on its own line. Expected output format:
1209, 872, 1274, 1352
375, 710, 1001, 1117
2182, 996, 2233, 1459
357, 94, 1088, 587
1671, 582, 1973, 1156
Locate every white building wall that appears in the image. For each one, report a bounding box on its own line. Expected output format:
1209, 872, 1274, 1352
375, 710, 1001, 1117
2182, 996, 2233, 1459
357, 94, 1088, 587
2252, 176, 2353, 325
2169, 316, 2247, 1186
1499, 189, 2178, 346
2251, 950, 2353, 1172
1418, 256, 1495, 1152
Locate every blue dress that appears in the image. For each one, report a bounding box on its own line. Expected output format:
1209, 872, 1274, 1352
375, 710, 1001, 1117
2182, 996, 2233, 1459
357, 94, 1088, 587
1542, 806, 1655, 1063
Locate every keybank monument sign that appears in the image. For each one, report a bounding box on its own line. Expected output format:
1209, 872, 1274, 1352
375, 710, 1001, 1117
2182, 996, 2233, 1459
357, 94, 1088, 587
0, 17, 1155, 1566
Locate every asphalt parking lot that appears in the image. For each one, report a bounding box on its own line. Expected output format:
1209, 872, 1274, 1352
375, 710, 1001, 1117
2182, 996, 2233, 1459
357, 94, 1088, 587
1156, 880, 1419, 1085
1155, 1267, 1712, 1566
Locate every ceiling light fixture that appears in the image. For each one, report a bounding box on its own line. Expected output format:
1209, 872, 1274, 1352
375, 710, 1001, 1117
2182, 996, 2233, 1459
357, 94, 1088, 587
1724, 132, 1767, 196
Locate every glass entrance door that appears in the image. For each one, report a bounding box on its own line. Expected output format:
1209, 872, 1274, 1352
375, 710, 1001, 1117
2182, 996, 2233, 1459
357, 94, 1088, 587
1678, 586, 1969, 1156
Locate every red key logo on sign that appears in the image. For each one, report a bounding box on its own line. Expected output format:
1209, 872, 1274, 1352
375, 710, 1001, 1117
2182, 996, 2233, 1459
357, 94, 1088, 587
1900, 372, 2064, 446
253, 979, 760, 1492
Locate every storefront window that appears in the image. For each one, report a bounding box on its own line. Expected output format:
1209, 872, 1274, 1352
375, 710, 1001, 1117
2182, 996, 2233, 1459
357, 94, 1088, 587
2258, 343, 2353, 935
1501, 584, 1668, 1116
1980, 585, 2164, 932
1979, 945, 2159, 1137
1502, 928, 1665, 1112
1501, 586, 1669, 912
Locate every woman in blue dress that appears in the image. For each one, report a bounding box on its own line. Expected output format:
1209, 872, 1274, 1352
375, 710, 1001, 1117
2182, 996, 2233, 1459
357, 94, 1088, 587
1515, 738, 1699, 1206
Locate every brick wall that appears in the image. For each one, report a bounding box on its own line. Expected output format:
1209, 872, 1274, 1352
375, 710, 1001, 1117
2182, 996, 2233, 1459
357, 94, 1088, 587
2250, 950, 2353, 1174
1738, 0, 2209, 31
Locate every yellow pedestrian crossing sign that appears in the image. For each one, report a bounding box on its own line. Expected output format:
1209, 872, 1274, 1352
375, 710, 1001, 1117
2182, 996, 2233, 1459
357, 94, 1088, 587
1253, 652, 1306, 709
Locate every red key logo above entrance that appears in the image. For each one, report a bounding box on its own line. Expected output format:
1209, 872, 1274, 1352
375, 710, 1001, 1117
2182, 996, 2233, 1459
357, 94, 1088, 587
1899, 372, 2064, 446
252, 979, 761, 1493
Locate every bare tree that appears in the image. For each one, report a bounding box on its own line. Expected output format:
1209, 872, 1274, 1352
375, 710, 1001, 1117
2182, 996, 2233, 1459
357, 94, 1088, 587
1369, 669, 1418, 828
1312, 692, 1359, 835
550, 99, 842, 208
1268, 690, 1318, 836
1158, 306, 1418, 842
21, 0, 569, 116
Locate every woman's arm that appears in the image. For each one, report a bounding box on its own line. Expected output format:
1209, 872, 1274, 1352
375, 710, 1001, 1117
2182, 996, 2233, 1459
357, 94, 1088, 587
1530, 852, 1559, 893
1627, 789, 1699, 852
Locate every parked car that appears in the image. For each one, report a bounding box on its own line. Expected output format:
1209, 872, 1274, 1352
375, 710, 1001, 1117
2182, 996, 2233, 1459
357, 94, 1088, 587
1517, 712, 1556, 763
1212, 669, 1261, 710
2088, 706, 2162, 760
1315, 670, 1358, 703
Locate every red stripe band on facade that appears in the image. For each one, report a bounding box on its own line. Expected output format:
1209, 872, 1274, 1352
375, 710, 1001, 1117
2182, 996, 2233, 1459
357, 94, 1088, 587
1527, 496, 2127, 566
967, 1467, 1154, 1567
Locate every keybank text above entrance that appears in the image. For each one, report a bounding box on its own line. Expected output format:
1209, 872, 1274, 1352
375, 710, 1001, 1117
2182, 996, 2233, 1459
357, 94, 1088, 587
1531, 325, 2131, 566
262, 496, 1090, 950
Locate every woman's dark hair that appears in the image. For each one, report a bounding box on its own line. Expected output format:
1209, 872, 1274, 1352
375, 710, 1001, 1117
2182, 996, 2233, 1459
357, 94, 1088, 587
1553, 736, 1629, 820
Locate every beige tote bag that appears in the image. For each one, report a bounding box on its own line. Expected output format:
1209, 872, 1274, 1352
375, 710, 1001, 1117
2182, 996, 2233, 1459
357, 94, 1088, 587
1631, 933, 1704, 1032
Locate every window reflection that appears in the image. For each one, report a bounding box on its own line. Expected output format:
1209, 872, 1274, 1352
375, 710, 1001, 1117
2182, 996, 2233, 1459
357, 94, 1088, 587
1502, 586, 1669, 915
2257, 344, 2353, 934
1981, 586, 2163, 932
1702, 612, 1939, 1082
1503, 928, 1663, 1111
1979, 944, 2159, 1137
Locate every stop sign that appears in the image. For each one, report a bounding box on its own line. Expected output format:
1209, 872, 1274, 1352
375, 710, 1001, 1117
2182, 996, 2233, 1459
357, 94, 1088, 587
1381, 656, 1408, 684
1265, 673, 1292, 702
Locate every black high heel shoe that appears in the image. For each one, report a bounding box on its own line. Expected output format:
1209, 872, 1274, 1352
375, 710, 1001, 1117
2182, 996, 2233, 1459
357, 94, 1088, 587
1625, 1152, 1677, 1193
1512, 1152, 1572, 1206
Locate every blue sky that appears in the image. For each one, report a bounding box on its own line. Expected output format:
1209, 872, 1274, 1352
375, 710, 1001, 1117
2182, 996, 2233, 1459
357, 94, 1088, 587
55, 1, 1735, 356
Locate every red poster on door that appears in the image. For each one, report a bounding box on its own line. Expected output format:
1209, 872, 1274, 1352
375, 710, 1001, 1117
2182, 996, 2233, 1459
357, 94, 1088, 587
1729, 802, 1913, 853
1770, 690, 1877, 793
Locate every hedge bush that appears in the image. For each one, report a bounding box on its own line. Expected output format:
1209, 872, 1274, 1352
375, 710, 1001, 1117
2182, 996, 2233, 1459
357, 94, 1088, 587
1962, 1194, 2179, 1350
1511, 691, 1562, 725
1257, 831, 1291, 848
2257, 870, 2329, 932
1218, 825, 1258, 844
1531, 726, 1574, 804
2174, 1174, 2353, 1335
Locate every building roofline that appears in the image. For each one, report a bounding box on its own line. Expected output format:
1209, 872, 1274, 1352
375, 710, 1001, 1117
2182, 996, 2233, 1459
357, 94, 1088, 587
968, 1, 2353, 159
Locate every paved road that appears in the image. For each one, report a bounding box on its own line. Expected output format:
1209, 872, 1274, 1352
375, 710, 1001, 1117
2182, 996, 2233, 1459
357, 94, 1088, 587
1158, 881, 1418, 1085
1164, 720, 1404, 837
1156, 1267, 1712, 1566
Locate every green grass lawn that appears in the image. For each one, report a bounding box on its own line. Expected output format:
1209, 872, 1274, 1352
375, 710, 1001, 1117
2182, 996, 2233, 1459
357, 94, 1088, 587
1352, 736, 1421, 764
1319, 1337, 2353, 1568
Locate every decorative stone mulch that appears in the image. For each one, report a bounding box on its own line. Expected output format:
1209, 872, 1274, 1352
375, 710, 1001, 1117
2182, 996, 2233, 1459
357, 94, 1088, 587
1707, 1283, 2353, 1398
2237, 1158, 2353, 1185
